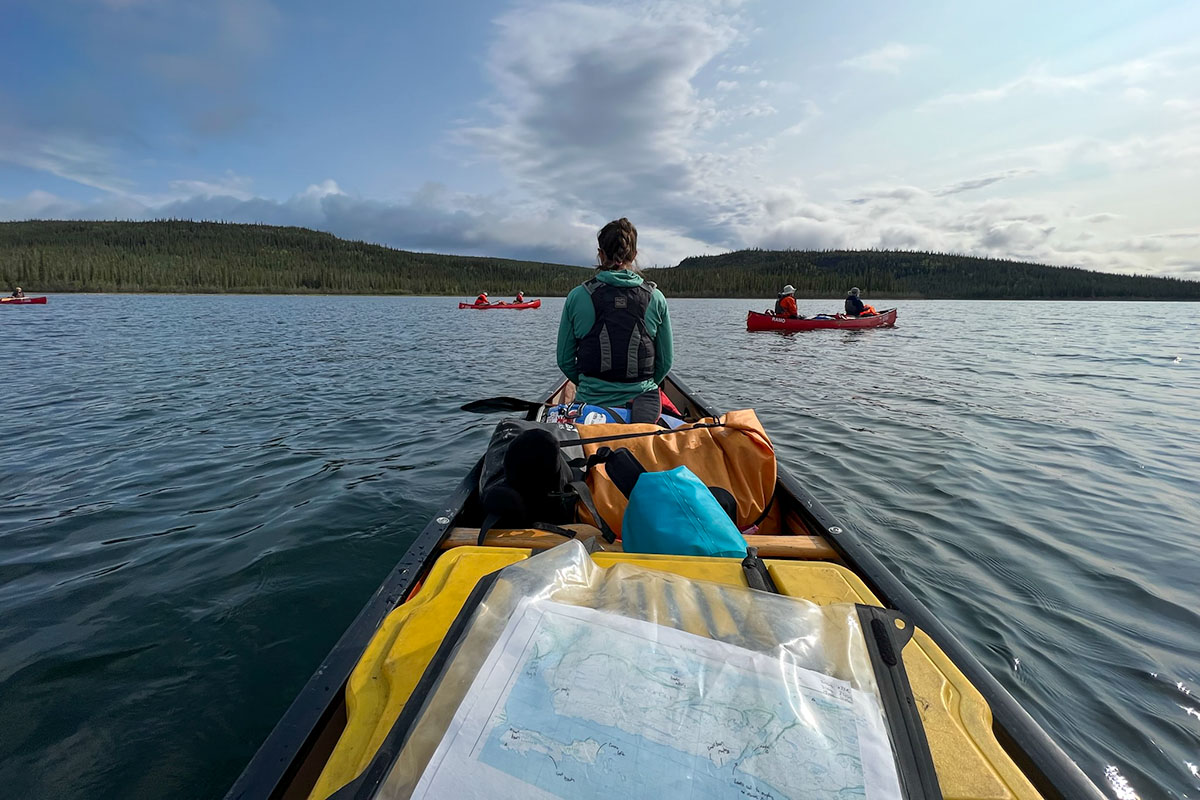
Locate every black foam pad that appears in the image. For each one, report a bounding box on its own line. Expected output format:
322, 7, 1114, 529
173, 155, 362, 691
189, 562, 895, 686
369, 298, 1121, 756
603, 447, 647, 498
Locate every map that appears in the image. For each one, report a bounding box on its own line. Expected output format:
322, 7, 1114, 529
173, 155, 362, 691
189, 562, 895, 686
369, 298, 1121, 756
412, 600, 901, 800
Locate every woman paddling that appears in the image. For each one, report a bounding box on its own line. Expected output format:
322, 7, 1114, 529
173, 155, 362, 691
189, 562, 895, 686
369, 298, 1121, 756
556, 218, 673, 424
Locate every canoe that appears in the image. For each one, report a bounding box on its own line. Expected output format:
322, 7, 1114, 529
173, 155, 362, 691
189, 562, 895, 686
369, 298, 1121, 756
226, 373, 1103, 800
747, 307, 897, 331
1, 296, 47, 305
458, 299, 541, 310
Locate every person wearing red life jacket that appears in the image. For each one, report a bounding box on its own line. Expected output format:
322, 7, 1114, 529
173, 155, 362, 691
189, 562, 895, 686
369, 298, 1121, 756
473, 292, 489, 306
773, 285, 800, 318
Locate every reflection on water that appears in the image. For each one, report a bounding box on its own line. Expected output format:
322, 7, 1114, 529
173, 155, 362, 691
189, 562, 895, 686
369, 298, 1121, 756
1, 295, 1197, 799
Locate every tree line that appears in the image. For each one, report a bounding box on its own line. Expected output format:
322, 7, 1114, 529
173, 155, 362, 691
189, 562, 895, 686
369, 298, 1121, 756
0, 220, 593, 296
647, 249, 1200, 300
2, 220, 1197, 300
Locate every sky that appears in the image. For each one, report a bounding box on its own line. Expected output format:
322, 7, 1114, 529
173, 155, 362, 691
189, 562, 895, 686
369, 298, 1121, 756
2, 0, 1199, 275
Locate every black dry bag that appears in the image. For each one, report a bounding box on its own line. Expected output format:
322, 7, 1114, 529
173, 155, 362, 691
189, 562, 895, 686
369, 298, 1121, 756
477, 420, 615, 545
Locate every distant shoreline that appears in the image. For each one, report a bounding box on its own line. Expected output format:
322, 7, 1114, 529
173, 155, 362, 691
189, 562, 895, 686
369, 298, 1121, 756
18, 290, 1198, 301
5, 220, 1198, 300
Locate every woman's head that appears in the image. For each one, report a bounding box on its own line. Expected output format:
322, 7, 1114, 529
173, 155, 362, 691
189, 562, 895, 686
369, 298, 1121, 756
597, 218, 637, 269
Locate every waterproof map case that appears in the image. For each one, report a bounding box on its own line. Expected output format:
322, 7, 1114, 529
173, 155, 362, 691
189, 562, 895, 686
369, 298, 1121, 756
332, 540, 941, 800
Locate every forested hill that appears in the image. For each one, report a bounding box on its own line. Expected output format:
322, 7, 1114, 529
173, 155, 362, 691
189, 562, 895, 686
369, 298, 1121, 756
654, 249, 1200, 300
2, 220, 1197, 299
0, 220, 593, 295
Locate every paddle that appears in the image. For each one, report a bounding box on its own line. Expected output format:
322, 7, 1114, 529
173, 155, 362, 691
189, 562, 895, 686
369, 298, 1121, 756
460, 397, 547, 414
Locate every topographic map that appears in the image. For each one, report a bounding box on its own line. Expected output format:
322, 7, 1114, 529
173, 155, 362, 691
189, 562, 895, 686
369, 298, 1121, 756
413, 600, 901, 799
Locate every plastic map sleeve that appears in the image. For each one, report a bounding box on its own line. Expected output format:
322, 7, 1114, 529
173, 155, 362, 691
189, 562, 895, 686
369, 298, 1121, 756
411, 599, 902, 800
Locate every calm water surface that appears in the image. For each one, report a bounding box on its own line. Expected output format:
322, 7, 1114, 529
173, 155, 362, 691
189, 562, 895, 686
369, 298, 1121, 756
1, 295, 1198, 799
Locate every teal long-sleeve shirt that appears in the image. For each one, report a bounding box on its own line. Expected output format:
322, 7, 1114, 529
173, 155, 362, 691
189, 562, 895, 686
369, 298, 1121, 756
556, 269, 674, 405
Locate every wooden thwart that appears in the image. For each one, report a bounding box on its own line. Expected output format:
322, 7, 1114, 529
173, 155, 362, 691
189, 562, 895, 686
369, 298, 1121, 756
443, 524, 838, 560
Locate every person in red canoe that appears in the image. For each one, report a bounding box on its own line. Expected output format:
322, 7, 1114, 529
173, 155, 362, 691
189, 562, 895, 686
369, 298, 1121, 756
10, 287, 24, 298
473, 292, 489, 306
844, 287, 877, 317
514, 291, 525, 303
773, 284, 800, 318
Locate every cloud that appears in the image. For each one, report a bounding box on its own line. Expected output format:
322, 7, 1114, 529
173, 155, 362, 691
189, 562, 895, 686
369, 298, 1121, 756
166, 173, 255, 201
1165, 97, 1200, 117
848, 185, 927, 206
993, 125, 1200, 176
779, 100, 821, 136
935, 168, 1034, 196
1163, 257, 1200, 274
0, 122, 129, 194
456, 0, 751, 260
840, 43, 920, 73
928, 48, 1195, 106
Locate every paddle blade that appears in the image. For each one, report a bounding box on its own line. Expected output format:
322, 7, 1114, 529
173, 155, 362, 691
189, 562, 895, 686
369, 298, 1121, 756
460, 397, 544, 414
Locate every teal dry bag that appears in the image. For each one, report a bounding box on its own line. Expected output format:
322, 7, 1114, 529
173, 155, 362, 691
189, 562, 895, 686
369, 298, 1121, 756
621, 465, 747, 558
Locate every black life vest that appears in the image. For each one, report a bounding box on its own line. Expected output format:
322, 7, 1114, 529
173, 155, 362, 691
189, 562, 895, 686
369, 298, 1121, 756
845, 295, 865, 316
773, 295, 787, 315
576, 278, 656, 383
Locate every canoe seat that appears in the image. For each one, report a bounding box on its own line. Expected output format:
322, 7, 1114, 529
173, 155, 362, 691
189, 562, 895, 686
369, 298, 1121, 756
441, 524, 838, 560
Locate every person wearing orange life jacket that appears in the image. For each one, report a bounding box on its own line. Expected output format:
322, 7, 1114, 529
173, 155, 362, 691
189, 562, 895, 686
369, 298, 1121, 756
773, 284, 800, 318
844, 287, 877, 317
473, 292, 489, 306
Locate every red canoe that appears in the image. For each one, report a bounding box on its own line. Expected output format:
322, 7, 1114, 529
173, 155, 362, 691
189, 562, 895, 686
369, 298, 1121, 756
459, 299, 541, 310
1, 296, 47, 305
746, 307, 897, 331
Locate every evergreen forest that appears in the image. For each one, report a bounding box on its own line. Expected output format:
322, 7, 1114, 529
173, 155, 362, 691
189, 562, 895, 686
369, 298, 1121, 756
2, 220, 1197, 300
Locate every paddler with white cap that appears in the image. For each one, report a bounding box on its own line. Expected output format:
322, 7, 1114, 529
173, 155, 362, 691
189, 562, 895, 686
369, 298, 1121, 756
773, 284, 799, 318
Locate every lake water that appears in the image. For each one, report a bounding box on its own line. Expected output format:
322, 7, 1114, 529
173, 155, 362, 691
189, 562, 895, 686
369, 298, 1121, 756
1, 294, 1198, 799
